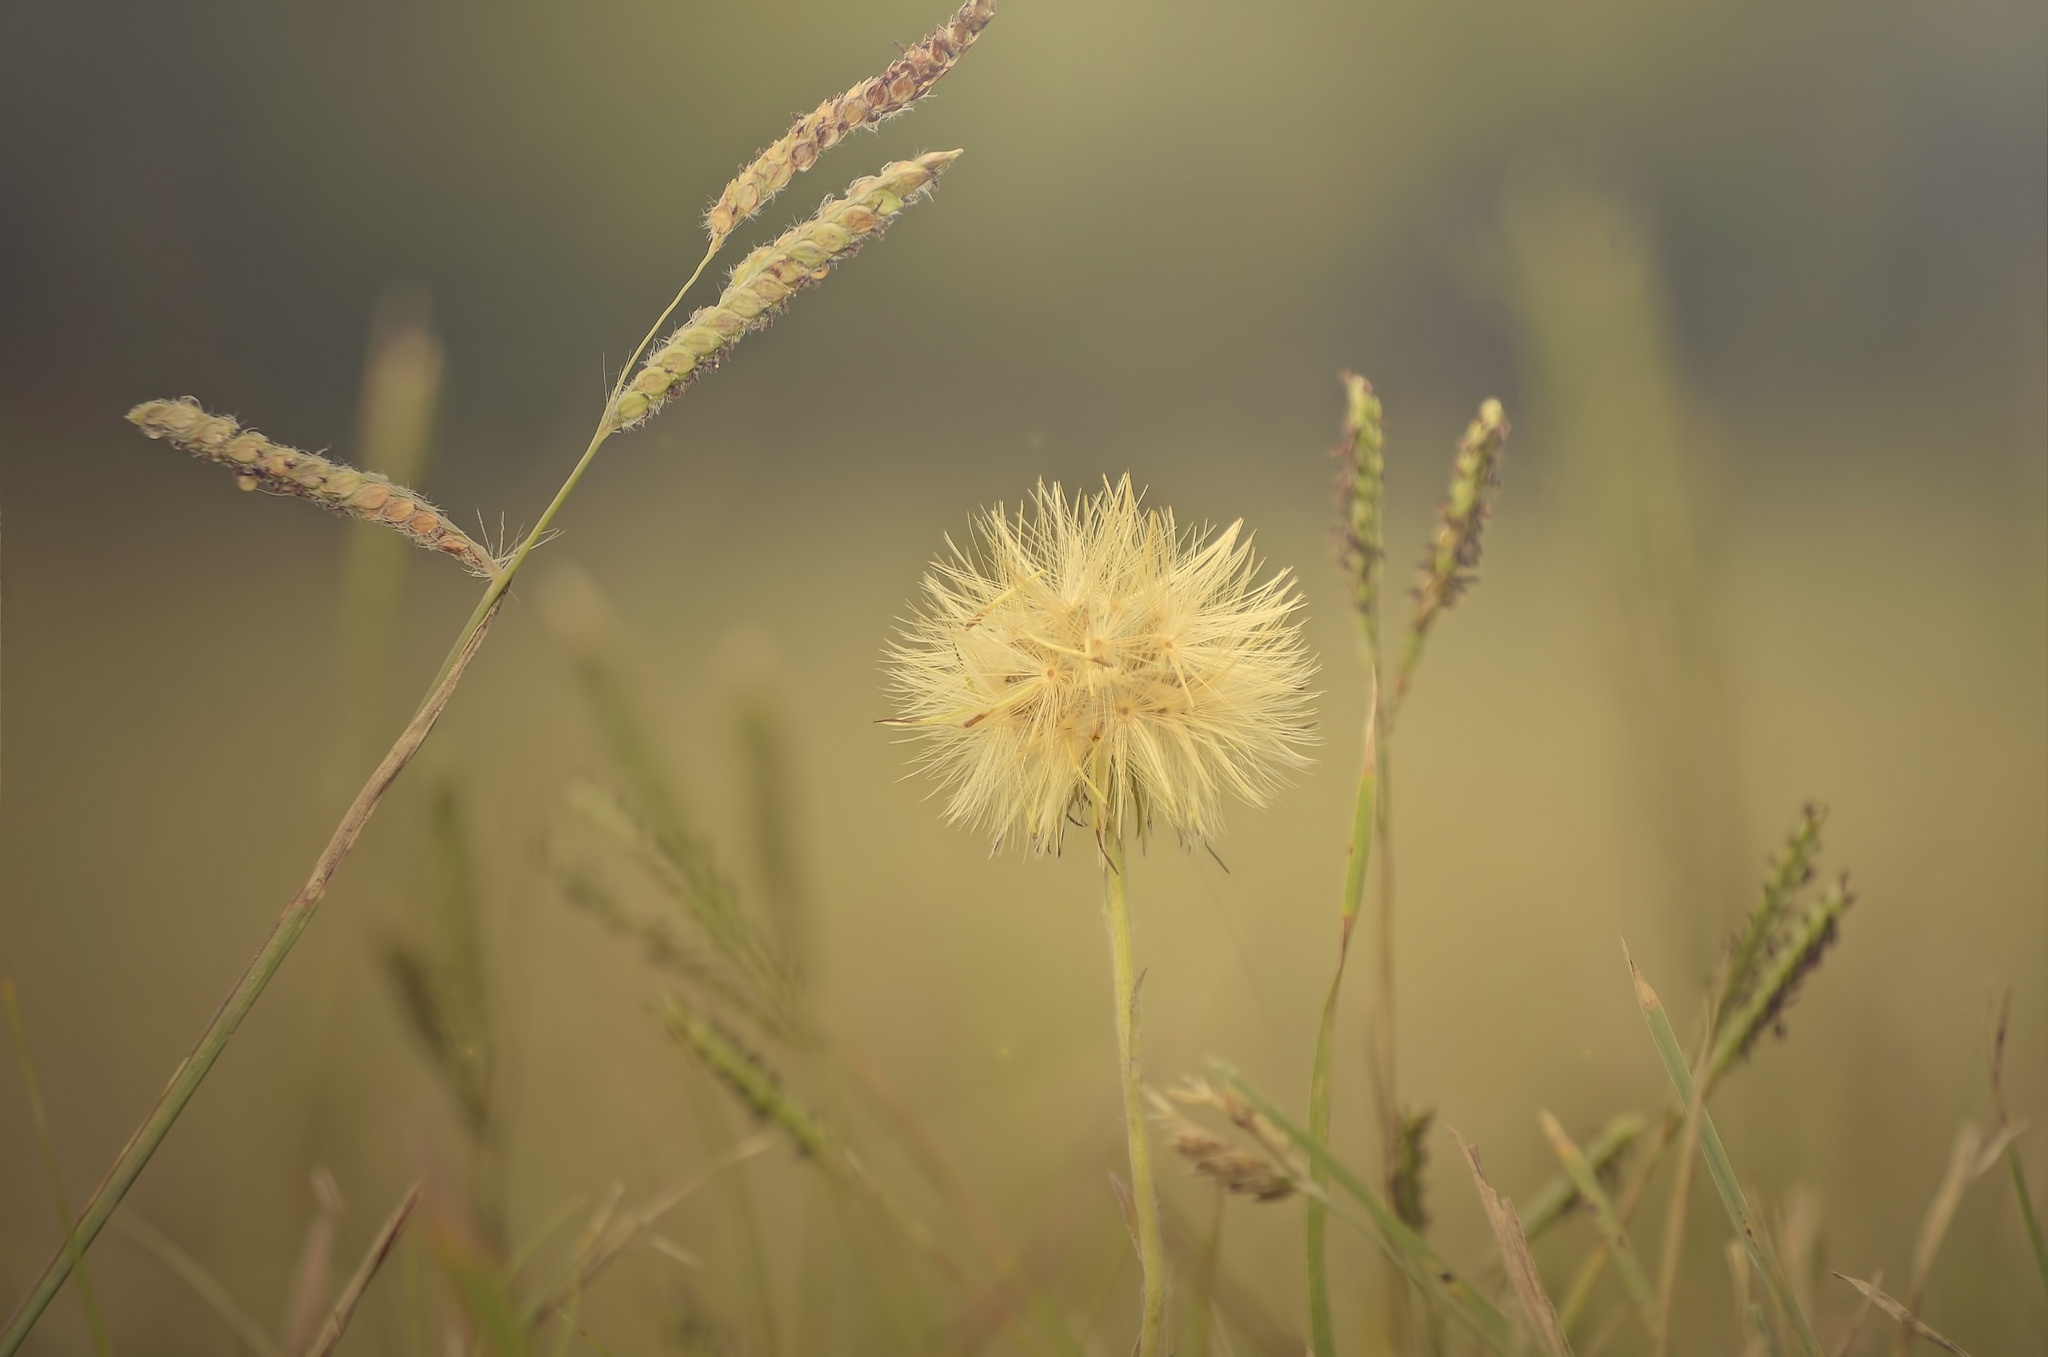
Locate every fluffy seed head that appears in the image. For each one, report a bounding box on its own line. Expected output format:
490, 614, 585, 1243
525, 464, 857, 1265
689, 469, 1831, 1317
885, 477, 1316, 854
704, 0, 994, 240
127, 398, 498, 577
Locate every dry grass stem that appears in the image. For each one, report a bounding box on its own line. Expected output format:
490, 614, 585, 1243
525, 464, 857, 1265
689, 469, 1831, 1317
617, 151, 962, 428
279, 1169, 342, 1355
1452, 1129, 1573, 1357
114, 1215, 283, 1357
705, 0, 994, 239
127, 398, 499, 577
1835, 1274, 1973, 1356
303, 1181, 423, 1357
1896, 1119, 2025, 1353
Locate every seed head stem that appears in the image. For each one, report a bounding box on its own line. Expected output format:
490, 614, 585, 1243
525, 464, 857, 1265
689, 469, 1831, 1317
1101, 831, 1167, 1357
0, 235, 727, 1354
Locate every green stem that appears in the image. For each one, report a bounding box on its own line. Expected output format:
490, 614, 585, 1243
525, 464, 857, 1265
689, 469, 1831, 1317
1306, 729, 1379, 1356
1102, 832, 1166, 1357
2011, 1148, 2048, 1306
0, 240, 724, 1355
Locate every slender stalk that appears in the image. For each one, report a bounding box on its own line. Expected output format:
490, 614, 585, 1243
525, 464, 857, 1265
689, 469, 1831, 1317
2, 977, 111, 1357
1372, 742, 1407, 1348
1186, 1184, 1225, 1357
1102, 831, 1166, 1357
0, 241, 723, 1355
1652, 1034, 1711, 1356
1306, 708, 1379, 1356
1631, 956, 1823, 1357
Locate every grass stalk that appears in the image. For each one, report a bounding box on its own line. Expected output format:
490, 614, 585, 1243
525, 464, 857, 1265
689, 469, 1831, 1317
1102, 831, 1168, 1357
0, 240, 724, 1355
1186, 1184, 1225, 1357
2, 976, 111, 1357
116, 1213, 282, 1357
1652, 1028, 1711, 1356
1989, 988, 2048, 1305
1628, 953, 1823, 1357
304, 1181, 425, 1357
1306, 714, 1378, 1357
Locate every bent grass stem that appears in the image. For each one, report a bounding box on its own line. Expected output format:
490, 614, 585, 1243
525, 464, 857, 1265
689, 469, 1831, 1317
0, 242, 722, 1355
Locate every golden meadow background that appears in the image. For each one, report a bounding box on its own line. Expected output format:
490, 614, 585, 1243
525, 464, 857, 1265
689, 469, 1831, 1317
2, 0, 2043, 1351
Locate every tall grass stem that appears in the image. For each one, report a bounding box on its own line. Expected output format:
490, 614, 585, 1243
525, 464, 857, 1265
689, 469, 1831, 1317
1102, 832, 1167, 1357
0, 240, 724, 1354
1305, 723, 1378, 1356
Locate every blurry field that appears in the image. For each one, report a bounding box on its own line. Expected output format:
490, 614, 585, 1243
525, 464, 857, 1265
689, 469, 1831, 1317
2, 0, 2043, 1352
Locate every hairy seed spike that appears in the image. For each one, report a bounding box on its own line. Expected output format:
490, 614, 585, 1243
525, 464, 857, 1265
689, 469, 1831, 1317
1411, 397, 1510, 638
1392, 397, 1510, 708
1709, 873, 1854, 1081
704, 0, 994, 241
614, 151, 962, 430
1332, 371, 1386, 644
127, 399, 500, 578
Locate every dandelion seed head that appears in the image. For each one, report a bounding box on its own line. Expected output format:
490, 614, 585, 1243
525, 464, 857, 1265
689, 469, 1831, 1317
886, 477, 1317, 853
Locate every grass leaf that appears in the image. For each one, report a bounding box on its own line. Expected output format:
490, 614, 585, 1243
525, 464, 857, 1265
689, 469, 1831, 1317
1451, 1128, 1573, 1356
1627, 951, 1824, 1357
1831, 1274, 1972, 1356
303, 1181, 423, 1357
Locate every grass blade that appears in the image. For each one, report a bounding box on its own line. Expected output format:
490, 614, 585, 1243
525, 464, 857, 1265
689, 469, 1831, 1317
1520, 1113, 1648, 1242
1832, 1274, 1972, 1356
303, 1180, 423, 1357
1451, 1129, 1573, 1356
116, 1214, 283, 1357
1210, 1064, 1515, 1352
1988, 988, 2048, 1304
279, 1170, 343, 1356
1627, 953, 1823, 1357
1536, 1111, 1655, 1337
1, 976, 112, 1357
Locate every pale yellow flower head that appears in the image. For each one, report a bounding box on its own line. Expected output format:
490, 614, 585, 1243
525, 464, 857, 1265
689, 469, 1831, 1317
886, 477, 1317, 853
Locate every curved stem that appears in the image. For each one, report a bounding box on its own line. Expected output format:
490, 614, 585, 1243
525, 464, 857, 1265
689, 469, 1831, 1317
1101, 831, 1166, 1357
0, 239, 725, 1355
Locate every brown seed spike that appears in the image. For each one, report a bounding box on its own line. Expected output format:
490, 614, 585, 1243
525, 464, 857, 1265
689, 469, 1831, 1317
127, 397, 499, 578
704, 0, 994, 241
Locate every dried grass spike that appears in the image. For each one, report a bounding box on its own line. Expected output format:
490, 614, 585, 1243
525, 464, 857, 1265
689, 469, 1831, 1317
127, 398, 498, 578
1146, 1089, 1294, 1202
616, 152, 961, 430
705, 0, 995, 240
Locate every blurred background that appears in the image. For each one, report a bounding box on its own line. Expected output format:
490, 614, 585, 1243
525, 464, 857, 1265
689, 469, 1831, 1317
2, 0, 2043, 1351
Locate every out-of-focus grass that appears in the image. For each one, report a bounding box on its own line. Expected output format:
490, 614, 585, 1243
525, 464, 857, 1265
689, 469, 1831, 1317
0, 0, 2041, 1349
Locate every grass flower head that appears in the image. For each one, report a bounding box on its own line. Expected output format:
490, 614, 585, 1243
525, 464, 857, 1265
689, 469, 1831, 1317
887, 477, 1316, 853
